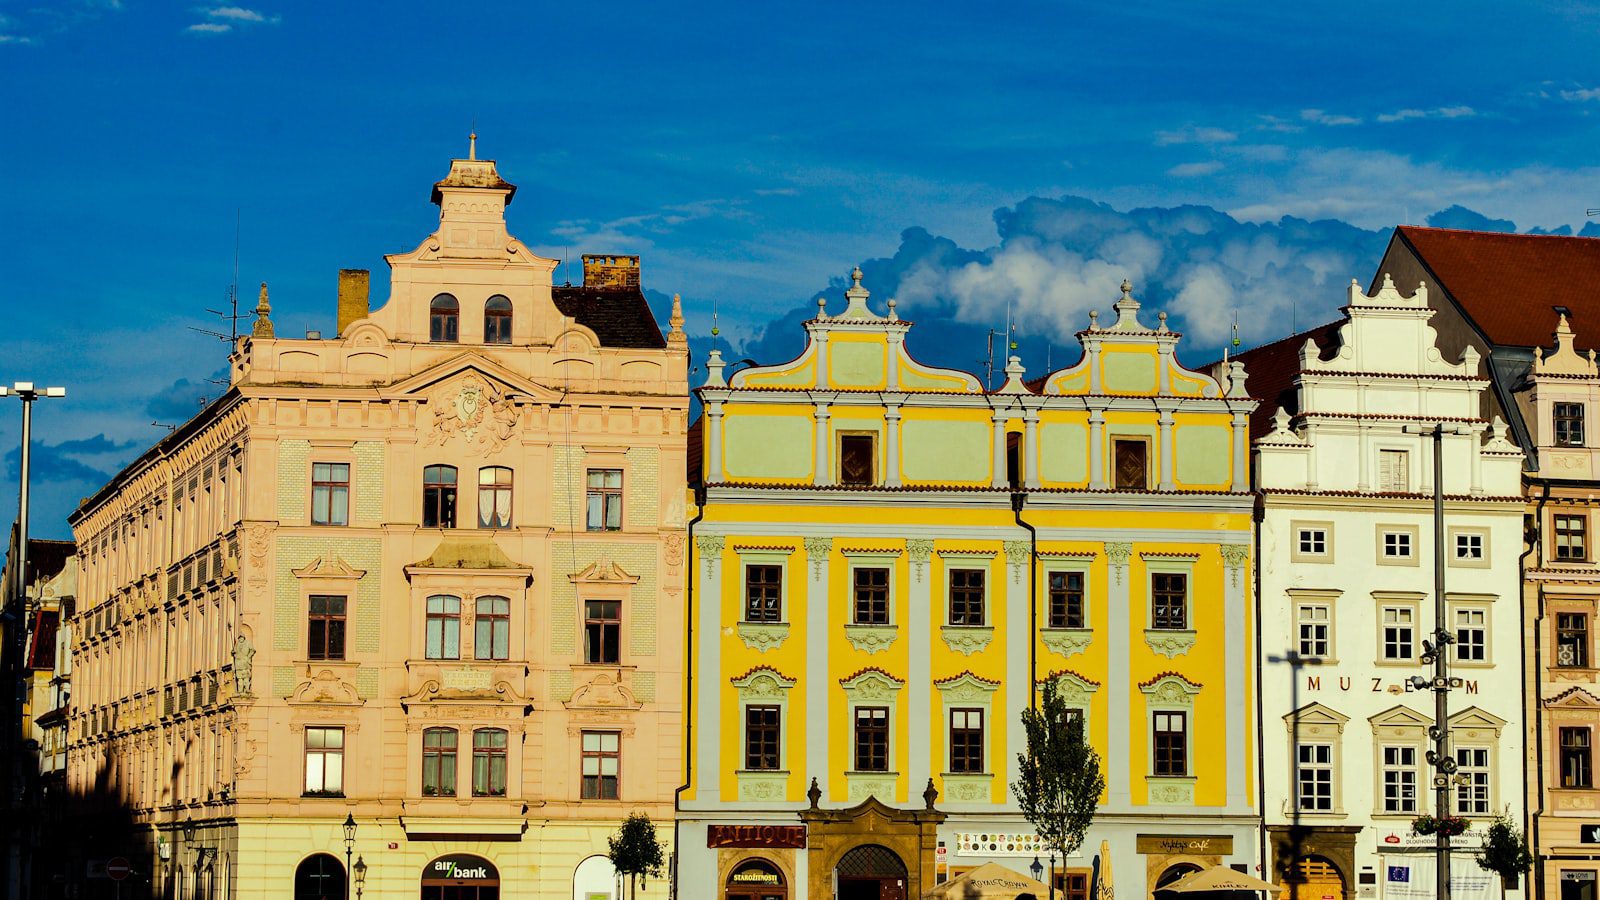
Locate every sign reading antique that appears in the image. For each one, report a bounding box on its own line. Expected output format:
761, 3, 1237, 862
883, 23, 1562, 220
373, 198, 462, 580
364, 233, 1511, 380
1135, 834, 1235, 855
426, 854, 498, 882
707, 824, 806, 849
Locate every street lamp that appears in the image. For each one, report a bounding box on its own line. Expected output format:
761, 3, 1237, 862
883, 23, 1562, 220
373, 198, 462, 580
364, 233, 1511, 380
352, 856, 367, 900
342, 813, 357, 900
1030, 856, 1044, 882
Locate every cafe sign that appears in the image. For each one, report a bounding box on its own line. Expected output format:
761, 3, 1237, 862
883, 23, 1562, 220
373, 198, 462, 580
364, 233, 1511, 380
1135, 834, 1235, 855
707, 825, 807, 849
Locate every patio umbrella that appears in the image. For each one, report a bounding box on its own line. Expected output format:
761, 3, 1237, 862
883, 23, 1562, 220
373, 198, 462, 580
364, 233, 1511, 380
923, 862, 1053, 898
1095, 840, 1115, 900
1163, 865, 1279, 894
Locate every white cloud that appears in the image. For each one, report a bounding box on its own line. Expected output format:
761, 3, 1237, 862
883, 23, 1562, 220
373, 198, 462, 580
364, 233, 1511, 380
1167, 161, 1224, 177
186, 6, 278, 32
1561, 87, 1600, 101
0, 34, 35, 44
1376, 105, 1477, 123
205, 6, 266, 21
1300, 108, 1362, 126
1155, 125, 1238, 146
1256, 114, 1304, 134
186, 22, 230, 32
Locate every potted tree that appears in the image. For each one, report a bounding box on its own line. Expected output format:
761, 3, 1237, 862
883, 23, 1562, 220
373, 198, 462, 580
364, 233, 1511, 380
1475, 812, 1534, 891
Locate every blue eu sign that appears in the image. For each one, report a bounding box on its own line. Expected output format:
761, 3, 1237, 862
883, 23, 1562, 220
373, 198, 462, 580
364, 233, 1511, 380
1387, 866, 1411, 884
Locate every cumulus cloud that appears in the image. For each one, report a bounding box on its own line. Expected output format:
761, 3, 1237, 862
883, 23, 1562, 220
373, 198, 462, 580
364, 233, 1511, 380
1167, 161, 1224, 177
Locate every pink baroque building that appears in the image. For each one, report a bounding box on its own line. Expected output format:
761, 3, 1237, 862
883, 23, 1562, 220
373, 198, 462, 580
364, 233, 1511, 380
65, 143, 688, 900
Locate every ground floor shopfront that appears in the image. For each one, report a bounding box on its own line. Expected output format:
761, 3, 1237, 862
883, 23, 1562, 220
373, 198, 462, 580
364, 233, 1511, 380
1268, 822, 1520, 900
119, 814, 654, 899
677, 801, 1261, 900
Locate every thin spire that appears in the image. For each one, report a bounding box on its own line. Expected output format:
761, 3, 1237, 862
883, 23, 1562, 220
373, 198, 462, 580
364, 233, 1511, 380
668, 293, 686, 346
251, 281, 274, 338
468, 127, 477, 161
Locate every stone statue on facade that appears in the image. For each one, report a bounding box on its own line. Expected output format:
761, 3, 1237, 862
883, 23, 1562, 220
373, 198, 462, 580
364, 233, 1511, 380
232, 634, 255, 696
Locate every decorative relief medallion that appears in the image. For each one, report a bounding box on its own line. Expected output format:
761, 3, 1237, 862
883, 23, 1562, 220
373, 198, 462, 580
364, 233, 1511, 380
1003, 541, 1030, 583
942, 774, 992, 803
246, 524, 270, 587
1147, 778, 1195, 806
804, 537, 833, 579
1139, 673, 1202, 706
424, 375, 520, 454
847, 775, 898, 803
736, 621, 791, 652
1040, 628, 1092, 659
1219, 544, 1249, 588
291, 669, 363, 706
840, 669, 904, 701
906, 540, 934, 582
663, 533, 685, 581
843, 625, 898, 655
1103, 542, 1132, 584
1143, 629, 1198, 659
738, 772, 789, 802
696, 535, 725, 577
939, 626, 995, 656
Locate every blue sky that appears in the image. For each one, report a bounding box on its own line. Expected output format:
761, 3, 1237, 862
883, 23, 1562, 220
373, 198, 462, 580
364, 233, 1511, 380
6, 0, 1600, 538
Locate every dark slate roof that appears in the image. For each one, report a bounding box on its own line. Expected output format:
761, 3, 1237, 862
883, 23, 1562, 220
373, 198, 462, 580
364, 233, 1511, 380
552, 287, 666, 350
687, 416, 703, 488
1217, 320, 1344, 440
1393, 226, 1600, 350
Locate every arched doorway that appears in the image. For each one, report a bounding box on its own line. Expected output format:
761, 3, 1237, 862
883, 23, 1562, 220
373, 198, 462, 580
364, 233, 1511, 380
1278, 856, 1345, 900
1153, 863, 1203, 898
421, 854, 499, 900
574, 854, 619, 900
725, 859, 787, 900
294, 854, 345, 900
836, 844, 908, 900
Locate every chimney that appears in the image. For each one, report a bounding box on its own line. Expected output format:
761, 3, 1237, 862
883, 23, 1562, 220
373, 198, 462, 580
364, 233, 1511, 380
581, 255, 641, 290
337, 269, 370, 334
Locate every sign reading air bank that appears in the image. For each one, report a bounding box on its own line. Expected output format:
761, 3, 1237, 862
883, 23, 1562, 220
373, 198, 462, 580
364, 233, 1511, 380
425, 854, 498, 884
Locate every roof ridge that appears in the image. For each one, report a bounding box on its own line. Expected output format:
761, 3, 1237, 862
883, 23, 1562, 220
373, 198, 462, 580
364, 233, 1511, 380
1400, 224, 1600, 241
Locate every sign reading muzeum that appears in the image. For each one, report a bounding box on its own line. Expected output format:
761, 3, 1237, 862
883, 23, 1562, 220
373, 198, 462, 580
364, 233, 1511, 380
679, 273, 1260, 899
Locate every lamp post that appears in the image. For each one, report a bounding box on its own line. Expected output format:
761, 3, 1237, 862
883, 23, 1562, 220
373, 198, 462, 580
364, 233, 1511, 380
352, 856, 366, 900
342, 813, 356, 900
181, 818, 195, 900
1030, 855, 1044, 884
0, 382, 64, 900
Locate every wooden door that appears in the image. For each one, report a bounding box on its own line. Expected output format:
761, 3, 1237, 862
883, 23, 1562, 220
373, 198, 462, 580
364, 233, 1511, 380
1114, 439, 1148, 489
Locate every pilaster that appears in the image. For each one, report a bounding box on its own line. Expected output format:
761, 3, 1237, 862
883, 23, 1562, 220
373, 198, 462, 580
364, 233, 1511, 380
1104, 540, 1132, 807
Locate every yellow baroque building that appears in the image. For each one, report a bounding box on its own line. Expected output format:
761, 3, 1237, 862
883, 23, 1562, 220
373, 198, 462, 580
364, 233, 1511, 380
678, 274, 1260, 900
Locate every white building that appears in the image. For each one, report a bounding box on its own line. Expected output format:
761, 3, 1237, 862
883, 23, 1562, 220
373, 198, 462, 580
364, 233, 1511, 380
1243, 275, 1526, 900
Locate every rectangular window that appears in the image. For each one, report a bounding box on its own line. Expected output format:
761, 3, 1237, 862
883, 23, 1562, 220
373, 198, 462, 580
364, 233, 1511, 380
477, 466, 513, 529
425, 595, 461, 660
1563, 728, 1593, 789
1455, 746, 1490, 815
1152, 711, 1188, 777
1151, 573, 1188, 630
1382, 745, 1419, 813
304, 726, 344, 796
1114, 439, 1148, 490
585, 469, 623, 531
307, 594, 347, 661
471, 729, 508, 797
745, 706, 781, 771
1381, 606, 1415, 661
1559, 613, 1591, 668
1455, 608, 1487, 663
1382, 530, 1414, 560
422, 465, 457, 528
853, 567, 891, 625
949, 708, 985, 774
948, 568, 986, 626
1455, 531, 1485, 562
580, 731, 620, 800
474, 596, 510, 661
1297, 528, 1328, 556
854, 707, 890, 772
839, 434, 876, 486
1558, 514, 1589, 561
421, 728, 457, 797
1048, 571, 1085, 629
584, 599, 621, 665
744, 565, 783, 623
1379, 449, 1410, 492
1296, 743, 1333, 811
1558, 402, 1587, 448
1297, 604, 1330, 659
311, 463, 349, 526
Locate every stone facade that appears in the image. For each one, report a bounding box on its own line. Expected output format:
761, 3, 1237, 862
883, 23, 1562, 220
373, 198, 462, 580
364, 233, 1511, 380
64, 144, 687, 899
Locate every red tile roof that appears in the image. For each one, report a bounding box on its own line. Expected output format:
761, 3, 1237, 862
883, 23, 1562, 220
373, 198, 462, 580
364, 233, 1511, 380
1219, 320, 1344, 440
1392, 226, 1600, 350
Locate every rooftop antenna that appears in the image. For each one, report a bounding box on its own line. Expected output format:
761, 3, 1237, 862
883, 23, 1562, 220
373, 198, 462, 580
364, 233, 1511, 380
711, 298, 721, 352
191, 209, 247, 345
980, 329, 1000, 390
1225, 311, 1241, 362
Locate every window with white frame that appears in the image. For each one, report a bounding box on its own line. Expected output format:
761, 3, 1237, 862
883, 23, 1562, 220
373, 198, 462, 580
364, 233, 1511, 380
1455, 746, 1490, 815
1297, 743, 1334, 811
1378, 449, 1410, 492
1380, 745, 1419, 813
1297, 604, 1331, 660
1293, 522, 1332, 562
1381, 529, 1415, 562
1454, 607, 1488, 663
304, 726, 345, 796
1557, 402, 1587, 448
1381, 606, 1416, 661
1454, 531, 1485, 562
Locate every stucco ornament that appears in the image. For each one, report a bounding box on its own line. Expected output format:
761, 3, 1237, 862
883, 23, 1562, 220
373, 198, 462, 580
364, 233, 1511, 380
942, 774, 992, 802
696, 535, 725, 577
843, 624, 898, 654
1041, 628, 1093, 659
1003, 541, 1030, 583
906, 540, 934, 582
940, 625, 995, 656
426, 375, 520, 454
840, 669, 904, 701
804, 537, 832, 579
736, 621, 791, 652
1140, 673, 1202, 706
1219, 543, 1249, 588
1103, 541, 1132, 584
1143, 629, 1197, 658
935, 671, 999, 703
231, 635, 255, 696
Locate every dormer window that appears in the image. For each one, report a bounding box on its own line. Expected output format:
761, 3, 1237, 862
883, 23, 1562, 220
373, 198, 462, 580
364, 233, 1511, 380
1557, 402, 1586, 447
430, 294, 459, 342
484, 295, 512, 345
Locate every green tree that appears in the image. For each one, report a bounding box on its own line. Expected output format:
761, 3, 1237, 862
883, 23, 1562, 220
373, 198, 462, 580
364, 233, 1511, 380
1475, 811, 1533, 890
608, 812, 667, 898
1012, 679, 1105, 894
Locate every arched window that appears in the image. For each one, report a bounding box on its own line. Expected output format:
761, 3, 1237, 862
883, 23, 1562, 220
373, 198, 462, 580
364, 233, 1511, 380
725, 859, 786, 899
423, 465, 458, 528
426, 596, 461, 660
1154, 863, 1204, 896
294, 853, 345, 900
472, 728, 508, 796
422, 727, 457, 797
484, 295, 512, 344
475, 596, 510, 661
478, 466, 512, 529
430, 294, 459, 342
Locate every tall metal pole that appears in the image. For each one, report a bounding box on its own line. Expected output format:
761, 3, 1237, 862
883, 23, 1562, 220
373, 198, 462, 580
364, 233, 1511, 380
1431, 424, 1451, 900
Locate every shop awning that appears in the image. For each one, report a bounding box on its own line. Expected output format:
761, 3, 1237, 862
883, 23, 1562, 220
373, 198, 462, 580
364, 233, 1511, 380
923, 862, 1052, 898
